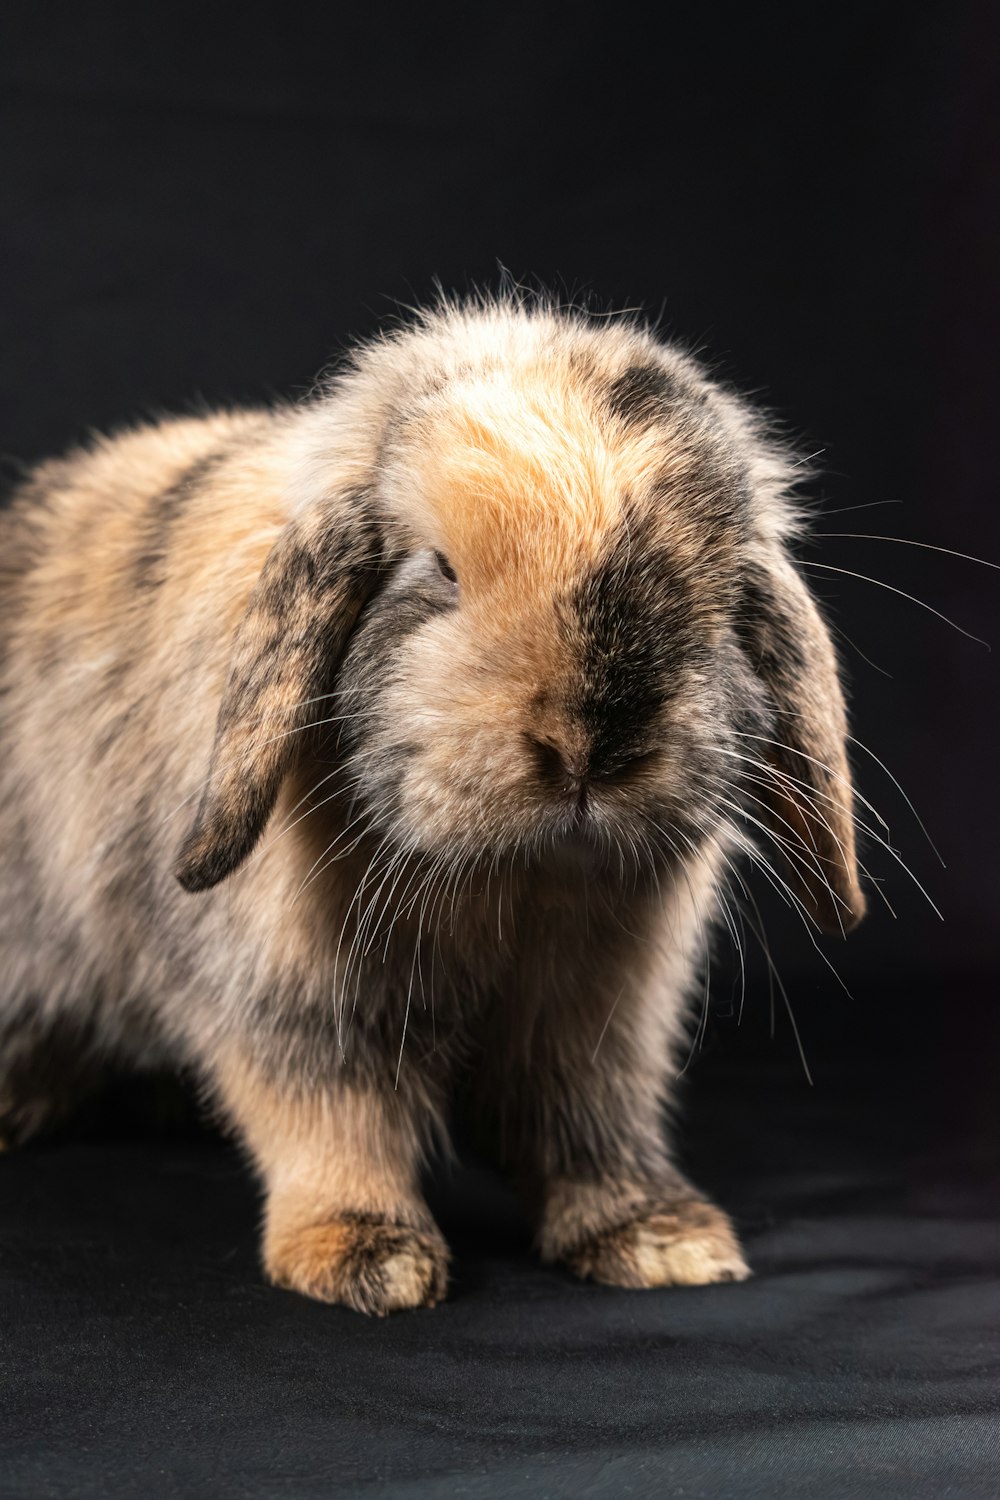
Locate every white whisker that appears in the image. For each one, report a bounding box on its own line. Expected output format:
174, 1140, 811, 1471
801, 560, 990, 649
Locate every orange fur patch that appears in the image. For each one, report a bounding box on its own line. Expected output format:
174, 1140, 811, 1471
265, 1218, 448, 1312
408, 372, 624, 597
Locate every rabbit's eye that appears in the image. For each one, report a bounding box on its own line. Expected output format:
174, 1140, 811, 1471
434, 551, 458, 586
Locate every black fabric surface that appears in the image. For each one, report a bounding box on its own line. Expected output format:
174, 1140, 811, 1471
2, 1029, 997, 1499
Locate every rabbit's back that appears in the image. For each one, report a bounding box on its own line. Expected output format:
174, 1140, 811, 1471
0, 408, 288, 1055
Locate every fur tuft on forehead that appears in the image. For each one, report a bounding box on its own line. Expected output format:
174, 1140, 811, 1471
400, 368, 629, 594
376, 354, 748, 609
289, 295, 801, 579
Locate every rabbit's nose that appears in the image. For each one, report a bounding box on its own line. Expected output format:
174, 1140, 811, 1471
525, 734, 589, 787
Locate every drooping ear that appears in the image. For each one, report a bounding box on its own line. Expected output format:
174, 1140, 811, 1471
735, 549, 866, 935
175, 492, 384, 892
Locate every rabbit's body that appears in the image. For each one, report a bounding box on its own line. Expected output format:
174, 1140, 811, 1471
0, 300, 863, 1311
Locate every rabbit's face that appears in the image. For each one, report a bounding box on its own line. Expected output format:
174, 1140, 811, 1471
335, 369, 764, 870
177, 303, 865, 933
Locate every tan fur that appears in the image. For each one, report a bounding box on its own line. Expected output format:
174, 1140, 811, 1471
265, 1220, 448, 1313
538, 1150, 751, 1287
0, 295, 866, 1310
214, 1050, 447, 1312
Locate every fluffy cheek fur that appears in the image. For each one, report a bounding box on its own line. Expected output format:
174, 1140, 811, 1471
338, 599, 554, 854
336, 572, 745, 868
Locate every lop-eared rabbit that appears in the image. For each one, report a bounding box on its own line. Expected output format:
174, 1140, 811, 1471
0, 298, 864, 1313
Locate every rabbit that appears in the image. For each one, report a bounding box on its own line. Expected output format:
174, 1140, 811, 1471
0, 295, 865, 1313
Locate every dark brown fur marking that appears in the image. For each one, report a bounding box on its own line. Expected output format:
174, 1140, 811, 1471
175, 495, 387, 891
604, 363, 685, 426
134, 449, 230, 590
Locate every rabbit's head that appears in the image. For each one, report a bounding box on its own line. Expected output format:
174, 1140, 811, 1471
176, 301, 865, 935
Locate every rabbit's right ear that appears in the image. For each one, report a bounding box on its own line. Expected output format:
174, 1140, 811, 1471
175, 492, 385, 892
736, 546, 866, 935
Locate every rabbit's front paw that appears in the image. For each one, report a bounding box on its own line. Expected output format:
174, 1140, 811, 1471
565, 1198, 750, 1289
264, 1214, 449, 1314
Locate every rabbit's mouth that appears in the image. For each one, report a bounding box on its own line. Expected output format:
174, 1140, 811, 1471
571, 790, 590, 827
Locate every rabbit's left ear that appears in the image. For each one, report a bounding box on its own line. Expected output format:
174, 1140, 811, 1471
736, 548, 866, 935
175, 494, 384, 892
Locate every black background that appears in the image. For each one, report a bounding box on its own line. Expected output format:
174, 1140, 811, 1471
1, 5, 998, 1495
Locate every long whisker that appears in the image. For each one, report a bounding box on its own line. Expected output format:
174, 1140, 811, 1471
828, 620, 893, 678
725, 743, 940, 918
739, 889, 814, 1084
726, 830, 857, 1001
846, 733, 945, 868
729, 735, 891, 832
158, 704, 374, 828
817, 499, 904, 517
699, 777, 850, 932
591, 984, 627, 1063
813, 532, 1000, 571
800, 560, 990, 649
731, 739, 942, 919
715, 762, 897, 918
